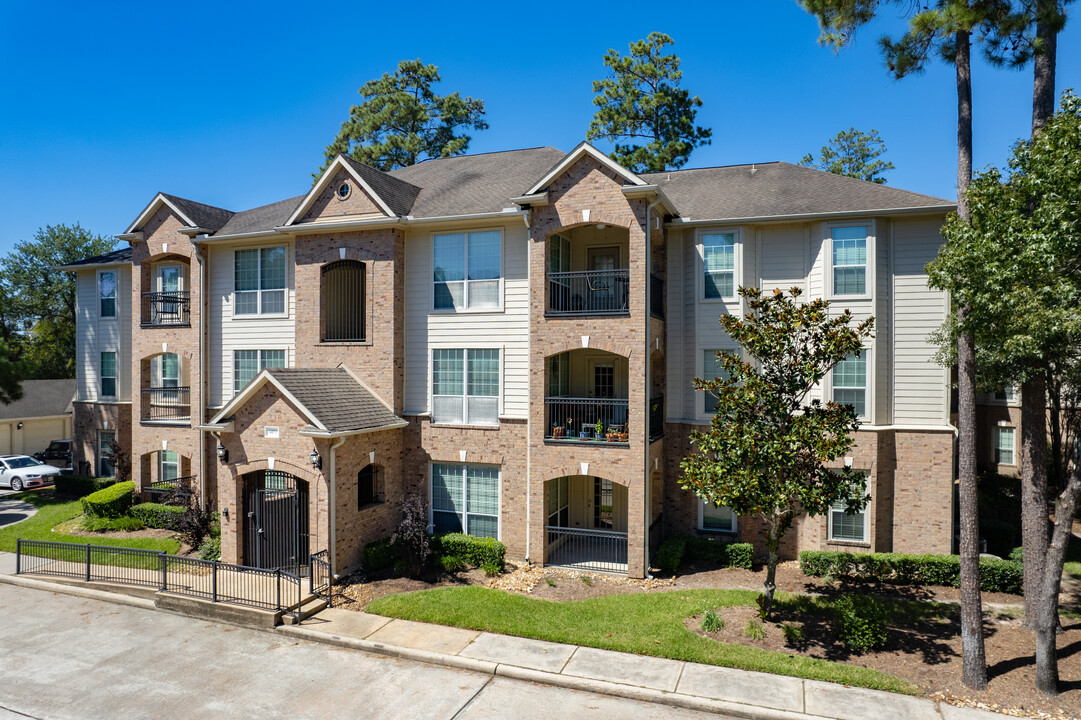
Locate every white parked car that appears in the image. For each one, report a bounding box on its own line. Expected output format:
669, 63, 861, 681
0, 455, 61, 491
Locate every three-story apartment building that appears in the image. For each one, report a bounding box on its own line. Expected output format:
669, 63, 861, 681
63, 142, 956, 578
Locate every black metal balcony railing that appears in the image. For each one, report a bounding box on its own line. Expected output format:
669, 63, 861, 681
649, 394, 664, 442
546, 397, 629, 442
548, 270, 630, 316
142, 387, 191, 422
142, 291, 190, 326
650, 274, 664, 319
144, 475, 195, 502
546, 526, 628, 574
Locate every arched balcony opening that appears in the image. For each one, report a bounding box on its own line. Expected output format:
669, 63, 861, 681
547, 224, 630, 316
140, 352, 191, 424
545, 475, 628, 574
141, 255, 191, 327
139, 449, 194, 502
545, 349, 629, 444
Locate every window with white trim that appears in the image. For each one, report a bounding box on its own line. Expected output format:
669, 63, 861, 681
155, 353, 180, 388
432, 349, 499, 425
832, 352, 867, 419
433, 230, 501, 310
98, 430, 116, 477
99, 271, 117, 318
548, 476, 569, 527
234, 247, 286, 315
160, 450, 179, 482
996, 426, 1016, 465
699, 500, 737, 532
702, 233, 736, 299
431, 463, 499, 538
831, 226, 867, 296
233, 349, 286, 393
701, 349, 731, 415
100, 352, 117, 398
829, 475, 869, 543
994, 385, 1017, 403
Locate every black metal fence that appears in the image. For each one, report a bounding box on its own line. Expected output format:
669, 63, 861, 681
142, 387, 191, 422
548, 269, 630, 316
546, 526, 628, 574
650, 274, 664, 319
545, 397, 629, 442
142, 291, 190, 326
309, 549, 331, 608
16, 539, 305, 622
144, 475, 195, 502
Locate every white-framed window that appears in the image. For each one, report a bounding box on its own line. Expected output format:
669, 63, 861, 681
233, 349, 287, 393
99, 270, 117, 318
100, 352, 117, 398
154, 353, 180, 388
699, 500, 737, 533
431, 349, 499, 426
160, 450, 179, 482
430, 463, 500, 539
994, 385, 1017, 403
828, 478, 869, 543
996, 426, 1016, 465
548, 477, 569, 527
832, 352, 867, 419
234, 246, 286, 316
433, 230, 502, 310
701, 232, 736, 300
98, 430, 116, 477
701, 349, 731, 415
831, 226, 868, 296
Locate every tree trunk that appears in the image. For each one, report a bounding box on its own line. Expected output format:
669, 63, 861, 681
1035, 467, 1081, 696
1022, 374, 1050, 626
762, 518, 781, 620
1031, 0, 1059, 135
954, 29, 987, 691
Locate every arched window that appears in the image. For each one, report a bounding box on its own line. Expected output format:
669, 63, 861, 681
358, 464, 383, 508
321, 260, 365, 342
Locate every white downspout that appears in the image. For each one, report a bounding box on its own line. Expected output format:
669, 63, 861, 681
198, 249, 208, 505
644, 199, 663, 577
329, 436, 346, 577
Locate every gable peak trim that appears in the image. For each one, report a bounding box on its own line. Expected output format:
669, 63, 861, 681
125, 193, 199, 235
525, 141, 647, 196
284, 155, 397, 226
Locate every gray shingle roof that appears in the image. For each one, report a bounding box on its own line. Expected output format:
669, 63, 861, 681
267, 367, 404, 434
161, 193, 234, 232
641, 162, 953, 221
389, 147, 566, 218
340, 156, 421, 216
216, 195, 305, 236
0, 379, 75, 421
57, 247, 132, 269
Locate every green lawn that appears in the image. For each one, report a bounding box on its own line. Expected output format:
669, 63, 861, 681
367, 586, 919, 694
0, 490, 180, 554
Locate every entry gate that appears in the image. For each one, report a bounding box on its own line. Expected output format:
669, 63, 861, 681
243, 470, 309, 576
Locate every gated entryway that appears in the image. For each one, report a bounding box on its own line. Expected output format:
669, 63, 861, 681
242, 469, 309, 576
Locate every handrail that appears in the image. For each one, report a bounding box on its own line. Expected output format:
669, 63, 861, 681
141, 291, 191, 326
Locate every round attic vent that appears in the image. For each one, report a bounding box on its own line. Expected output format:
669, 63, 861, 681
336, 181, 351, 200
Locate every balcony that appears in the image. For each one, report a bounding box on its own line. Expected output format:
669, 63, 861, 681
143, 474, 195, 502
142, 387, 191, 424
142, 291, 190, 327
548, 270, 630, 316
545, 397, 629, 444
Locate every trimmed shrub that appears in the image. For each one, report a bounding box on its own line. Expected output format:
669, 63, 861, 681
799, 550, 1023, 594
55, 475, 118, 498
834, 596, 888, 653
655, 537, 688, 574
198, 536, 220, 561
81, 480, 135, 519
440, 555, 466, 573
82, 516, 145, 532
363, 537, 397, 571
480, 561, 502, 577
1008, 546, 1024, 564
438, 533, 506, 570
131, 503, 187, 529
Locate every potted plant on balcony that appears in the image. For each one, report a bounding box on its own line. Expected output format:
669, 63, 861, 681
594, 419, 604, 440
619, 430, 628, 441
552, 422, 564, 438
579, 423, 592, 440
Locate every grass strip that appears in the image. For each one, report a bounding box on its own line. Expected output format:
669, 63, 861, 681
368, 586, 919, 694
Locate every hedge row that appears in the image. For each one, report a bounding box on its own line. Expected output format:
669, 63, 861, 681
131, 502, 187, 529
655, 536, 754, 575
799, 550, 1023, 594
81, 481, 135, 519
55, 475, 119, 498
438, 533, 506, 570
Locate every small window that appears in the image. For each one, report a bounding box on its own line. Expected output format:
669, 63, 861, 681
336, 182, 351, 199
358, 464, 382, 508
158, 353, 180, 388
433, 230, 501, 310
700, 501, 737, 532
431, 463, 499, 539
832, 227, 867, 296
832, 352, 867, 419
160, 450, 179, 482
100, 352, 117, 398
321, 260, 365, 341
701, 350, 731, 415
234, 247, 286, 316
996, 426, 1016, 465
702, 233, 735, 299
994, 386, 1016, 403
547, 476, 569, 527
829, 482, 868, 543
432, 349, 499, 426
233, 349, 287, 393
98, 431, 116, 477
99, 271, 117, 318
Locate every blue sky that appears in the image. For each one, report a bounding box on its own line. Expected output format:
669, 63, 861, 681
1, 1, 1078, 255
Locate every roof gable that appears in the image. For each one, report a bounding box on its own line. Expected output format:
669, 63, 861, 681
124, 192, 233, 234
525, 142, 647, 196
284, 156, 420, 226
0, 379, 75, 420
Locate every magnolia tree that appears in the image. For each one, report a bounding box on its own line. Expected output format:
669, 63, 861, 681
681, 287, 874, 617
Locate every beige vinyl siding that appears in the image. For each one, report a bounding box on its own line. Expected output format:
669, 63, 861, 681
207, 241, 296, 407
758, 225, 806, 295
76, 267, 132, 403
875, 221, 893, 425
403, 223, 529, 418
892, 216, 949, 424
694, 226, 742, 420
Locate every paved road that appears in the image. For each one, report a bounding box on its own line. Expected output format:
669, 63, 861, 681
0, 498, 35, 528
0, 584, 737, 720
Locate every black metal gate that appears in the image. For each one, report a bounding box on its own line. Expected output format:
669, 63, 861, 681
243, 470, 309, 576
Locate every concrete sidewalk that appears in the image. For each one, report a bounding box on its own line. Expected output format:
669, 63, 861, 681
278, 607, 994, 720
